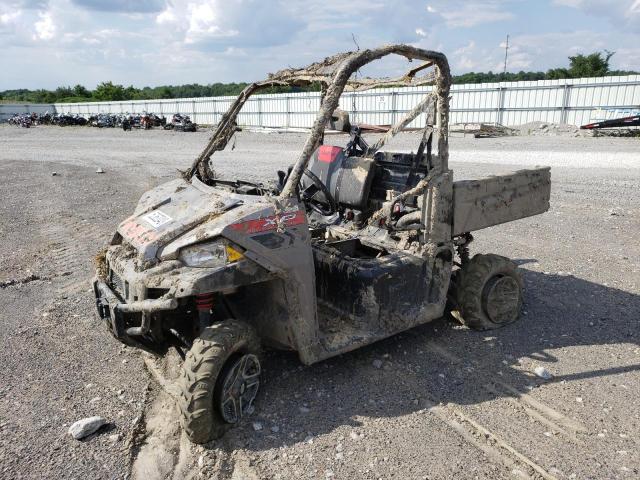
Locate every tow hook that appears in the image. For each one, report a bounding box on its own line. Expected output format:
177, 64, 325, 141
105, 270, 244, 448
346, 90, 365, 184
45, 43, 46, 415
120, 298, 178, 336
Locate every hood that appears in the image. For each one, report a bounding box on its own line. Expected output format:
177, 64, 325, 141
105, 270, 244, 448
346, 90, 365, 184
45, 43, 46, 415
117, 177, 244, 264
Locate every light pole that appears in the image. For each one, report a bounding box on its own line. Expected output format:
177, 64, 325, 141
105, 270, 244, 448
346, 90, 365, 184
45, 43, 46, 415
503, 34, 510, 75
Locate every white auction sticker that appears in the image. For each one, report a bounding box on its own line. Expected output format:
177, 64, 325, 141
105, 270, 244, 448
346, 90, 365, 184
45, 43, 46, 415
142, 210, 172, 229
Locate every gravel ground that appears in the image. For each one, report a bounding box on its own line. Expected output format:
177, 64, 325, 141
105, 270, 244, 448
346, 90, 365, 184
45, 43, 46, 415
0, 125, 638, 479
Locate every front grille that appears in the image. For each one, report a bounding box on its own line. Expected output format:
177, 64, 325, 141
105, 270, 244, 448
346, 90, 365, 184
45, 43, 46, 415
106, 243, 138, 301
110, 269, 127, 299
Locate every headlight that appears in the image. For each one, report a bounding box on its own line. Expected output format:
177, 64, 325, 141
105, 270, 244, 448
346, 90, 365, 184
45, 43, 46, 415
178, 240, 244, 268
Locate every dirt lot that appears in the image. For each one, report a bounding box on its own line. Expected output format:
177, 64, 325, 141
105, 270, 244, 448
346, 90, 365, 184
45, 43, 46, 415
0, 125, 638, 480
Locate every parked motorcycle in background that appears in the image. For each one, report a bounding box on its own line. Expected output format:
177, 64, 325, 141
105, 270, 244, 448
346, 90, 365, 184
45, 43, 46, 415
6, 110, 185, 132
139, 111, 150, 130
122, 114, 132, 131
7, 114, 33, 128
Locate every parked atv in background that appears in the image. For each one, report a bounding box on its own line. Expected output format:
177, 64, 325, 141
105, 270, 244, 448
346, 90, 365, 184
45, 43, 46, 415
164, 113, 197, 132
93, 45, 551, 444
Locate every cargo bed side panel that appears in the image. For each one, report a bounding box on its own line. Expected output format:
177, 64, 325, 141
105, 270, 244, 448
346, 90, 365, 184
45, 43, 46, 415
452, 167, 551, 236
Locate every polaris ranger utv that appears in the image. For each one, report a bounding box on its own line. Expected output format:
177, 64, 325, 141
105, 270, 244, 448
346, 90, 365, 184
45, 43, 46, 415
94, 45, 551, 443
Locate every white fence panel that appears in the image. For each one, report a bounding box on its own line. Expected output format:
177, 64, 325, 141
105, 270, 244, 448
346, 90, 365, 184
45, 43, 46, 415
2, 74, 636, 128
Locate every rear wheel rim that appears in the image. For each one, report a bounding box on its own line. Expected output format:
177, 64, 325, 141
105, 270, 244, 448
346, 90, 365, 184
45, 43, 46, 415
482, 274, 520, 324
217, 354, 261, 424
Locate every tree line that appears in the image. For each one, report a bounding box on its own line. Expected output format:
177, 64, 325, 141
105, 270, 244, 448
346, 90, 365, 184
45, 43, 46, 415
453, 51, 635, 84
1, 52, 636, 104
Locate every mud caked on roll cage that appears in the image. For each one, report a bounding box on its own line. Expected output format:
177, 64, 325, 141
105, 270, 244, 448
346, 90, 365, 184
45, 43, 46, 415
188, 44, 451, 226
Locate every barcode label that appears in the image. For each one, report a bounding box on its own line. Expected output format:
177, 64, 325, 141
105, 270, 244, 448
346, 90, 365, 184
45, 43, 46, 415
142, 210, 172, 229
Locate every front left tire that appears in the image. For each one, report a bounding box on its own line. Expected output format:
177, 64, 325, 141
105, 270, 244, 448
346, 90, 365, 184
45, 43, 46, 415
177, 319, 261, 444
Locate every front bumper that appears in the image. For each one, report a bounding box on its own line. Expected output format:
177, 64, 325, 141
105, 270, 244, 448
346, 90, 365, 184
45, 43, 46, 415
93, 278, 177, 353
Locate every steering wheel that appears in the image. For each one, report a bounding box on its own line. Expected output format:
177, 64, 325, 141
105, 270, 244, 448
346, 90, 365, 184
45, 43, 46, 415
299, 168, 337, 216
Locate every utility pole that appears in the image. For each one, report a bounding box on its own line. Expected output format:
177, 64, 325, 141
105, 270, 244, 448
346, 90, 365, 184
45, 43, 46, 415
503, 34, 510, 75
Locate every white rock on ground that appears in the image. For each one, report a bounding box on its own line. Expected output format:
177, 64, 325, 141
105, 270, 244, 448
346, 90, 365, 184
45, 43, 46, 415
68, 416, 106, 440
534, 366, 553, 380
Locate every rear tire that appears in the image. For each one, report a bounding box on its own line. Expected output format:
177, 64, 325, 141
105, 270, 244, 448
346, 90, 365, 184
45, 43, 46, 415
177, 319, 261, 444
451, 254, 523, 330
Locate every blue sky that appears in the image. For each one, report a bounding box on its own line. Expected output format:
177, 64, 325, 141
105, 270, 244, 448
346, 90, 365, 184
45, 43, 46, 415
1, 0, 638, 89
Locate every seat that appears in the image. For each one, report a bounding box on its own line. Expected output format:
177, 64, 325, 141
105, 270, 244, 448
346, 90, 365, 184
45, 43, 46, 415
303, 145, 376, 210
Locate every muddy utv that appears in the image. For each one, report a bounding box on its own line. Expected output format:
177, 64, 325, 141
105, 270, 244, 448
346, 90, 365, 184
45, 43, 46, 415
94, 45, 551, 444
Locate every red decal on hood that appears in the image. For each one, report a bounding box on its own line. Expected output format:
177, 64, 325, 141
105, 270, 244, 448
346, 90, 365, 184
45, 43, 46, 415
120, 218, 159, 248
230, 210, 306, 234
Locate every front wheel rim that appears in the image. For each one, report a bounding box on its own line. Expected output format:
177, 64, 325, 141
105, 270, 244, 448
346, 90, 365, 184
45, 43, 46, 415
217, 354, 261, 424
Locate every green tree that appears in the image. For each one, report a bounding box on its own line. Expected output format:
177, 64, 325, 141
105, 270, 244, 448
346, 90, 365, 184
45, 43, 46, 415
154, 86, 174, 99
567, 51, 614, 78
92, 81, 127, 101
73, 84, 90, 97
55, 86, 74, 98
545, 68, 569, 80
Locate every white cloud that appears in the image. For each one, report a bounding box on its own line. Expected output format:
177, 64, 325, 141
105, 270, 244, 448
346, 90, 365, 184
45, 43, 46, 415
0, 0, 637, 90
454, 40, 477, 65
33, 11, 55, 40
553, 0, 640, 31
426, 1, 514, 28
155, 5, 175, 24
1, 11, 21, 25
495, 49, 531, 71
615, 46, 640, 70
154, 0, 303, 48
185, 2, 239, 44
71, 0, 167, 13
0, 5, 22, 35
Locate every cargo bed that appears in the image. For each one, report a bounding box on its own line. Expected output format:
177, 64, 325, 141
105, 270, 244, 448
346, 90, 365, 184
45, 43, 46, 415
452, 167, 551, 236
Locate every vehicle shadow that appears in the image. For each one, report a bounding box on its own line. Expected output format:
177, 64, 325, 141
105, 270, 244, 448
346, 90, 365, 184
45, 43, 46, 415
214, 266, 640, 452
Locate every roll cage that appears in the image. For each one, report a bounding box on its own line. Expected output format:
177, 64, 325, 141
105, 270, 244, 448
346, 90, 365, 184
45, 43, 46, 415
188, 44, 451, 213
